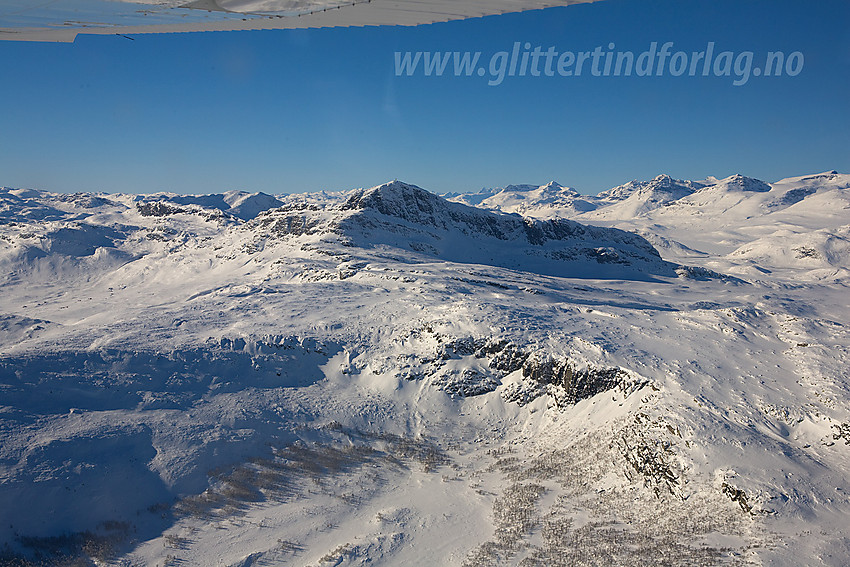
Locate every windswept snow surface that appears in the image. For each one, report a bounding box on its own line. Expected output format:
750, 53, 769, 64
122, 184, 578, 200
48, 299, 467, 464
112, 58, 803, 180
1, 177, 849, 566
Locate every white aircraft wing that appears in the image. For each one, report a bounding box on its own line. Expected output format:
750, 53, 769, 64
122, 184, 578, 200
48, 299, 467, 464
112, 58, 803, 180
0, 0, 599, 43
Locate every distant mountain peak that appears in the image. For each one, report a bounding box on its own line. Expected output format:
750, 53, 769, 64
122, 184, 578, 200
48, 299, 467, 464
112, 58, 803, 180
714, 174, 771, 192
135, 190, 284, 220
539, 181, 580, 196
354, 179, 429, 199
594, 175, 702, 212
501, 183, 542, 193
643, 175, 692, 192
342, 180, 444, 218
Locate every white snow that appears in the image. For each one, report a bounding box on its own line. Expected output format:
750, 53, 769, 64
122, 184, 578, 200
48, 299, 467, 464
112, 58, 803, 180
1, 173, 849, 565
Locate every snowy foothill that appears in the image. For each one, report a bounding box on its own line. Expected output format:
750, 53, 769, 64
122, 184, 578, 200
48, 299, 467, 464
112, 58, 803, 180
1, 173, 849, 565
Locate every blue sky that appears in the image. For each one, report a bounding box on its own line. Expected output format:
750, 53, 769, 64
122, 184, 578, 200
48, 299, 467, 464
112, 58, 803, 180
1, 0, 848, 195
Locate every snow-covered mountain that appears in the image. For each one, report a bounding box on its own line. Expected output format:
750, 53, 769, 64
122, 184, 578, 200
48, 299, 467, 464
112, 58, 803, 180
450, 171, 850, 282
586, 174, 708, 219
1, 176, 849, 566
447, 181, 598, 217
255, 181, 675, 280
136, 189, 284, 220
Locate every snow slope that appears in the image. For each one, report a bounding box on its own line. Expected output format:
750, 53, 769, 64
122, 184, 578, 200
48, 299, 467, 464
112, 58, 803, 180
1, 177, 849, 566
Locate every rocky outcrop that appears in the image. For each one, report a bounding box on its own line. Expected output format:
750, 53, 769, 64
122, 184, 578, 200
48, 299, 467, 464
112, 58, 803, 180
722, 174, 771, 193
390, 333, 646, 407
505, 350, 643, 408
136, 201, 185, 217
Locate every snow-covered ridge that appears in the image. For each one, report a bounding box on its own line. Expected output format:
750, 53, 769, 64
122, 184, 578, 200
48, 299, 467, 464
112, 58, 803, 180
446, 171, 850, 282
136, 189, 284, 220
448, 171, 846, 218
448, 180, 591, 216
248, 180, 676, 279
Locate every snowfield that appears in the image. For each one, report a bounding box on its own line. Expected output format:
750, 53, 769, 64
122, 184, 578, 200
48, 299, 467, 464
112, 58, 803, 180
1, 174, 849, 566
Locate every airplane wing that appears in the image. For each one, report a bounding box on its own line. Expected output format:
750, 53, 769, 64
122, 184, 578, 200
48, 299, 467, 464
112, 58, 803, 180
0, 0, 599, 43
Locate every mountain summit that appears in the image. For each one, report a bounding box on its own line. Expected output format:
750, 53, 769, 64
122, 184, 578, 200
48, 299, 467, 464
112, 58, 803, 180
258, 180, 674, 279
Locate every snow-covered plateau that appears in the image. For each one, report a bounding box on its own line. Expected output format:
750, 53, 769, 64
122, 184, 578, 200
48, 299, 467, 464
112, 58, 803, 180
1, 173, 849, 566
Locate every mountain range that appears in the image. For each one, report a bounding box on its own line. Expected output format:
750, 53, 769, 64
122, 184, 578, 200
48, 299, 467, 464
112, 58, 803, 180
1, 171, 849, 566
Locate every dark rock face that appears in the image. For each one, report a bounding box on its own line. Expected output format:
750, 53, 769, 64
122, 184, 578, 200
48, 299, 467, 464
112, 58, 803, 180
433, 368, 501, 398
564, 367, 626, 405
403, 334, 644, 406
522, 218, 578, 246
776, 187, 817, 206
722, 482, 752, 513
253, 213, 321, 237
724, 174, 771, 193
342, 181, 517, 240
518, 352, 634, 407
136, 202, 185, 217
487, 342, 529, 374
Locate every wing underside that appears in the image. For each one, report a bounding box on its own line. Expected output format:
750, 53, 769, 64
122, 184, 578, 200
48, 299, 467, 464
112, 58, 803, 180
0, 0, 598, 42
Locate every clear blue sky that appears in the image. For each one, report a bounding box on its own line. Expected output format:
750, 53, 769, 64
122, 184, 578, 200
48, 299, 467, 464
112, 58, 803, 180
1, 0, 848, 195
